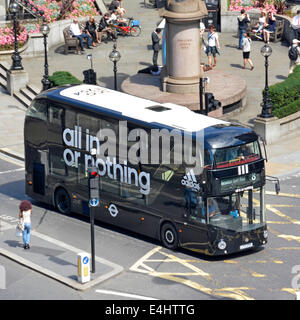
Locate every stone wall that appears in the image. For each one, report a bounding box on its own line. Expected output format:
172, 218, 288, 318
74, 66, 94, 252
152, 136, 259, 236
219, 0, 294, 46
254, 111, 300, 144
0, 16, 92, 58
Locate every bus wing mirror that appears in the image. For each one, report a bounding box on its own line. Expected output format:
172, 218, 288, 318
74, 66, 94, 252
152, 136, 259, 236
266, 175, 280, 195
275, 181, 280, 195
259, 136, 268, 162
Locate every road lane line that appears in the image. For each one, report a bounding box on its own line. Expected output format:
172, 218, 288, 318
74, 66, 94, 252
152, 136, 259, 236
0, 168, 24, 175
266, 191, 300, 198
130, 247, 254, 300
95, 289, 158, 300
266, 205, 300, 225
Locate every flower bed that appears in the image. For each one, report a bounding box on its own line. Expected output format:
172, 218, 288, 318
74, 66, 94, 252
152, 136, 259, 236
0, 23, 40, 51
228, 0, 286, 14
0, 1, 98, 52
26, 0, 98, 23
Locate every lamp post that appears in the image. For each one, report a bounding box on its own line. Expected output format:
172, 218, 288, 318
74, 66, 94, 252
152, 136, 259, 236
260, 44, 274, 118
40, 23, 51, 91
109, 43, 121, 91
9, 1, 23, 71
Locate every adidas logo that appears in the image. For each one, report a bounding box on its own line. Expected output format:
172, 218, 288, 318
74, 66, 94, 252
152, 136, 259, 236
181, 169, 200, 191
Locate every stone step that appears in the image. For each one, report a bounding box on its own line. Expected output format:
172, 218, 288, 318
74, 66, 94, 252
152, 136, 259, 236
26, 83, 41, 96
0, 62, 8, 89
20, 87, 36, 101
13, 90, 32, 108
0, 77, 7, 89
0, 68, 7, 81
0, 61, 11, 72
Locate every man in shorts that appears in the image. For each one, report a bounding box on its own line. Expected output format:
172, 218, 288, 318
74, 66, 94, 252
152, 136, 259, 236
205, 25, 220, 68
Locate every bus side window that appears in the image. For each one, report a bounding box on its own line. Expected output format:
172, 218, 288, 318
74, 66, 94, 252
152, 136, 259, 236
78, 154, 88, 186
49, 147, 67, 176
100, 117, 119, 158
78, 113, 101, 137
26, 99, 47, 121
65, 109, 76, 129
49, 105, 65, 126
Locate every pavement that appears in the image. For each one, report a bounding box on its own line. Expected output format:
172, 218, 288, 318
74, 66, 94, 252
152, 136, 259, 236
1, 1, 300, 291
0, 217, 123, 291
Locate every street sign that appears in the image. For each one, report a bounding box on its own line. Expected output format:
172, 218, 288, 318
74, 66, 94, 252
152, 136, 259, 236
77, 252, 90, 283
89, 198, 99, 207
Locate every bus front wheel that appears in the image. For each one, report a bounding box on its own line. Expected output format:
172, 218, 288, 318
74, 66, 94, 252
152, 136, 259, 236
160, 223, 178, 250
54, 188, 71, 215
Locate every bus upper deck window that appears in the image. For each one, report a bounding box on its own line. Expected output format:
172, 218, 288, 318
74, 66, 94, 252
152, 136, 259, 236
26, 99, 47, 121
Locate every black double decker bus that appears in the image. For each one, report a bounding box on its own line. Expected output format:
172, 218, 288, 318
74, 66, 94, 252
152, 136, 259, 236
24, 84, 273, 256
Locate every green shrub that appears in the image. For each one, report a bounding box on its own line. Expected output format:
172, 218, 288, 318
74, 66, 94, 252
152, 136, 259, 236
266, 65, 300, 118
273, 98, 300, 118
49, 71, 82, 87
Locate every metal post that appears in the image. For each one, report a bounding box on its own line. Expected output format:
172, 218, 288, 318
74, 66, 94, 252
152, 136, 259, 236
260, 49, 274, 119
199, 78, 203, 114
113, 61, 117, 91
11, 11, 23, 71
90, 206, 95, 273
42, 33, 51, 91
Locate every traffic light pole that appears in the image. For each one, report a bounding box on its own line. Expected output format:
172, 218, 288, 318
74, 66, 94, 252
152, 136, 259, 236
88, 162, 100, 274
199, 78, 204, 114
90, 205, 96, 273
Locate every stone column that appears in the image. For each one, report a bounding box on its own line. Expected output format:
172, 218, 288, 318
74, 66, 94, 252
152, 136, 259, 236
159, 0, 207, 94
6, 69, 29, 95
253, 116, 280, 145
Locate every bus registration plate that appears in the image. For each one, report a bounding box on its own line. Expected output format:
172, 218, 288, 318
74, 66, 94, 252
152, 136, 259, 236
240, 243, 253, 250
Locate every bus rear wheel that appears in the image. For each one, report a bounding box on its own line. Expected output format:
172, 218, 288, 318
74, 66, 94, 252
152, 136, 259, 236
160, 223, 178, 250
54, 188, 71, 215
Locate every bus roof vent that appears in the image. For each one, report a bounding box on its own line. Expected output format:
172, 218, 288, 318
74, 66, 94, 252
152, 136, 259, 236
145, 105, 171, 112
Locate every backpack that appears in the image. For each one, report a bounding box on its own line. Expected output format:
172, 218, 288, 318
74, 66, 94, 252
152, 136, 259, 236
288, 46, 298, 61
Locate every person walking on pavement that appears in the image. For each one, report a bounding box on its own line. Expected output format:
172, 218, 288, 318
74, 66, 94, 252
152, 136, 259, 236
206, 24, 220, 68
288, 39, 300, 75
237, 9, 250, 49
242, 32, 254, 70
152, 28, 162, 68
19, 200, 32, 250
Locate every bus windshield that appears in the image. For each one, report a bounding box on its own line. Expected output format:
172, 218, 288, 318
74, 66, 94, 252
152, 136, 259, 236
208, 188, 265, 232
212, 141, 261, 168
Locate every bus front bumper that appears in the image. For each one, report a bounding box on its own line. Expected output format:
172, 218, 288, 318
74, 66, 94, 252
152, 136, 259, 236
210, 225, 268, 256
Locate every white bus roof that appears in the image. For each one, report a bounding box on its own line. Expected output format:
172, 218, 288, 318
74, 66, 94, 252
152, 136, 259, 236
59, 84, 227, 132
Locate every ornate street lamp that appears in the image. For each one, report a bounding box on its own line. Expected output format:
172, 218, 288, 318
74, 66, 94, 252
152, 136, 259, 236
9, 1, 23, 70
40, 22, 51, 91
260, 44, 274, 118
109, 43, 121, 91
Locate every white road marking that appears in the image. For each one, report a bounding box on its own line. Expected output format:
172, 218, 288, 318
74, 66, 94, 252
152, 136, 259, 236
0, 153, 24, 167
0, 168, 24, 175
95, 289, 158, 300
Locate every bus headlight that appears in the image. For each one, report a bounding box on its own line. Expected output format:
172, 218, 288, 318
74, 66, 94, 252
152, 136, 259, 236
263, 230, 268, 239
218, 239, 227, 250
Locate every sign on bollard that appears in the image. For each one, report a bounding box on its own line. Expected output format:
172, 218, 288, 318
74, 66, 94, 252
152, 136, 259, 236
0, 265, 5, 290
77, 253, 91, 284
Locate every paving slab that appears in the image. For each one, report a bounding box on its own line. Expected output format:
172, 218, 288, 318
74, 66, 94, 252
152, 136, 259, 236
0, 219, 123, 291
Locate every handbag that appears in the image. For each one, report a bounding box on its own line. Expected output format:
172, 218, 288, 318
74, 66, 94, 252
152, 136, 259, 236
16, 218, 24, 237
16, 218, 24, 231
16, 226, 23, 237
